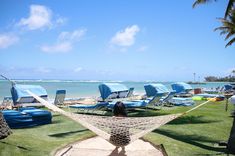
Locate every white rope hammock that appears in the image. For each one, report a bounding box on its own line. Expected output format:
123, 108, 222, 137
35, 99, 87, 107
27, 91, 210, 147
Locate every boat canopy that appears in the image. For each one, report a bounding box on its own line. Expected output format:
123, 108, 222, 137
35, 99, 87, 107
171, 82, 192, 93
98, 83, 129, 100
11, 84, 48, 105
144, 83, 170, 97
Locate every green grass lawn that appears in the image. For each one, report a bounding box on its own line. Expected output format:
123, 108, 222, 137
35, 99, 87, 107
0, 100, 234, 156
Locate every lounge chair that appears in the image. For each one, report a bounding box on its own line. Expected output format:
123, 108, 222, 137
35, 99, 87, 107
69, 83, 132, 113
107, 93, 165, 109
11, 84, 48, 107
2, 107, 52, 128
144, 83, 171, 97
98, 83, 134, 101
171, 82, 193, 97
144, 83, 176, 107
144, 83, 194, 106
69, 102, 109, 114
168, 97, 195, 106
126, 87, 134, 98
0, 96, 13, 109
53, 90, 66, 105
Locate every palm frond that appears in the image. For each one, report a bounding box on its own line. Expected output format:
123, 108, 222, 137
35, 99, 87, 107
192, 0, 216, 8
225, 37, 235, 47
220, 30, 229, 35
225, 31, 235, 40
224, 0, 235, 18
214, 26, 229, 32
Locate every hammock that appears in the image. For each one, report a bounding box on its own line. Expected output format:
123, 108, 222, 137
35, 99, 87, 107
28, 91, 210, 147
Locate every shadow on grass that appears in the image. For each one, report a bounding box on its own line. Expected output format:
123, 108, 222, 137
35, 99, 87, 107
48, 129, 88, 138
168, 115, 221, 125
50, 120, 63, 124
153, 129, 227, 153
52, 114, 61, 117
0, 141, 31, 151
128, 111, 169, 117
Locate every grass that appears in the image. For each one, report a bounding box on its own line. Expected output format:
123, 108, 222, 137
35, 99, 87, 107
143, 101, 234, 156
0, 113, 95, 156
0, 100, 234, 156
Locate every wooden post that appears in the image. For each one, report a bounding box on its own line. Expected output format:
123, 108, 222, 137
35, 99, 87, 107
227, 111, 235, 154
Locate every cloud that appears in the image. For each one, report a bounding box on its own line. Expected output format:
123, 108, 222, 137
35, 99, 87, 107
55, 17, 67, 25
110, 25, 140, 47
18, 5, 52, 30
0, 34, 19, 49
40, 29, 86, 53
40, 42, 72, 53
17, 4, 66, 30
137, 45, 148, 52
74, 67, 83, 72
58, 29, 86, 42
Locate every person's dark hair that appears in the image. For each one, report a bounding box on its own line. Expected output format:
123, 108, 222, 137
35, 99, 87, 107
113, 101, 127, 117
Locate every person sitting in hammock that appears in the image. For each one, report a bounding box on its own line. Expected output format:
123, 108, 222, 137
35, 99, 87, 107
109, 101, 130, 147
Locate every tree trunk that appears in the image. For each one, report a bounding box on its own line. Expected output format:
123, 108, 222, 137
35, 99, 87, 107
227, 114, 235, 154
0, 112, 12, 139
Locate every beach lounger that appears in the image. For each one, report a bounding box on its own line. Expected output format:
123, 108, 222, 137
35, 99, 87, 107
2, 107, 52, 128
107, 93, 165, 109
144, 83, 170, 97
126, 87, 134, 98
171, 82, 193, 97
11, 84, 48, 107
69, 102, 109, 113
0, 96, 13, 109
69, 93, 165, 112
144, 83, 176, 107
99, 83, 134, 101
53, 90, 66, 105
168, 97, 195, 106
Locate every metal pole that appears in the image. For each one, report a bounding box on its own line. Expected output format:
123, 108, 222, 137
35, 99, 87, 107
0, 75, 16, 86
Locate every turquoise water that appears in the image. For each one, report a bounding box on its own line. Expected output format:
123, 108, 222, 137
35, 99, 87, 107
0, 80, 230, 101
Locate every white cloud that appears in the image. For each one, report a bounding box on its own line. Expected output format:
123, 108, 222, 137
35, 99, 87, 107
40, 29, 86, 53
111, 25, 140, 46
18, 5, 52, 30
55, 17, 67, 26
41, 42, 72, 53
58, 29, 86, 42
137, 45, 148, 52
0, 34, 19, 49
74, 67, 83, 72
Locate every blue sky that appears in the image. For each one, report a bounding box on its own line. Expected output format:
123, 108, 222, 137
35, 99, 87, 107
0, 0, 234, 81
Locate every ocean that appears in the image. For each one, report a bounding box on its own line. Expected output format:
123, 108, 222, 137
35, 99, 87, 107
0, 80, 230, 101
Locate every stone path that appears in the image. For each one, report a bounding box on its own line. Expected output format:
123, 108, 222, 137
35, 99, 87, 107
55, 136, 164, 156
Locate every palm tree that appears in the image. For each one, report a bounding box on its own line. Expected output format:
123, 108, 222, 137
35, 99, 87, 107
214, 9, 235, 47
232, 69, 235, 77
193, 0, 235, 18
0, 112, 12, 139
193, 0, 235, 47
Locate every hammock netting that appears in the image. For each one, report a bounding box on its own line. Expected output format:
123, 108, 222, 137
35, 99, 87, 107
28, 91, 209, 147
